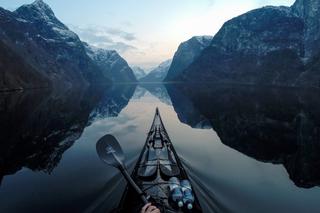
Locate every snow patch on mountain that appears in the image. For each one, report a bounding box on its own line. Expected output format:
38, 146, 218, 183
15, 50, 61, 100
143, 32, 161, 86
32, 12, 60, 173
84, 43, 137, 82
132, 66, 146, 79
140, 59, 172, 82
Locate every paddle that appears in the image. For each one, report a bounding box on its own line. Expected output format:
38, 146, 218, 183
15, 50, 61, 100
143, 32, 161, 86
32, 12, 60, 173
96, 134, 149, 205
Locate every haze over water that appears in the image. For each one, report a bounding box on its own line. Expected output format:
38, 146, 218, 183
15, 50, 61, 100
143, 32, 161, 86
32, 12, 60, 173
0, 84, 319, 213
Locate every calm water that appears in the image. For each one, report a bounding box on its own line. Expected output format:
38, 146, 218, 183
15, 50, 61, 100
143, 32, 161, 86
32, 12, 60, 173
0, 84, 320, 213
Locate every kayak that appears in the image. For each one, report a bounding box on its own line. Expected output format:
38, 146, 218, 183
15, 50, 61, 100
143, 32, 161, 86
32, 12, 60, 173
117, 108, 202, 213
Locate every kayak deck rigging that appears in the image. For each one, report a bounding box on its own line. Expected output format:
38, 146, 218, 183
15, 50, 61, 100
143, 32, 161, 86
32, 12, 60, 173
117, 108, 202, 213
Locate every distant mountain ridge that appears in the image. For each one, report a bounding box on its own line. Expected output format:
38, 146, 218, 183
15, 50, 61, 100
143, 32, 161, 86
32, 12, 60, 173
175, 0, 320, 87
140, 59, 172, 82
132, 66, 147, 80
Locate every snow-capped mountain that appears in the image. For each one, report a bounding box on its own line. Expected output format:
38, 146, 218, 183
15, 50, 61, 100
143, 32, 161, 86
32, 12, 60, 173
164, 36, 213, 81
84, 43, 137, 82
132, 66, 147, 80
140, 59, 172, 82
0, 0, 109, 91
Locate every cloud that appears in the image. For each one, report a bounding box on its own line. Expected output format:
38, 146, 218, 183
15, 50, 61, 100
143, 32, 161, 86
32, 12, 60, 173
68, 25, 168, 69
207, 0, 215, 7
97, 41, 137, 53
76, 30, 114, 43
69, 25, 137, 53
70, 25, 136, 42
121, 21, 133, 27
106, 28, 136, 41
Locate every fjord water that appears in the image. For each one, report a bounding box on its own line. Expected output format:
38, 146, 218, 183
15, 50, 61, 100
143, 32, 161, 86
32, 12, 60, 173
0, 84, 320, 213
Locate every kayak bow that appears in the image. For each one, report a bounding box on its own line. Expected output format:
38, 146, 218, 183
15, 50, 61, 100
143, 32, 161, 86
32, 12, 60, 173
117, 108, 202, 213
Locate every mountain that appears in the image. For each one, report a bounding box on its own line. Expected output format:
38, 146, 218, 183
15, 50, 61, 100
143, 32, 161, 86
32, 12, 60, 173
164, 36, 212, 81
0, 40, 50, 91
140, 59, 172, 82
0, 0, 108, 91
84, 43, 137, 82
131, 66, 147, 80
176, 0, 320, 87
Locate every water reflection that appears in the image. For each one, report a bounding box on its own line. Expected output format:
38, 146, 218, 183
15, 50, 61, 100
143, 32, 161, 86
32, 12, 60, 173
166, 85, 211, 129
0, 87, 104, 184
168, 84, 320, 188
89, 85, 136, 121
0, 83, 319, 213
140, 84, 172, 106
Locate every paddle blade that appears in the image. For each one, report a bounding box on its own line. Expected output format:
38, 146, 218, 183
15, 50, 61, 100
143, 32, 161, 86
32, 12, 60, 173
96, 134, 125, 168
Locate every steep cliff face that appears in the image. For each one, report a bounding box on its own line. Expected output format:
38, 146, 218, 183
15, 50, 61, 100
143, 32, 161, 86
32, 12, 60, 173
177, 0, 320, 87
84, 44, 137, 82
292, 0, 320, 59
164, 36, 212, 81
0, 0, 108, 90
292, 0, 320, 86
0, 40, 50, 91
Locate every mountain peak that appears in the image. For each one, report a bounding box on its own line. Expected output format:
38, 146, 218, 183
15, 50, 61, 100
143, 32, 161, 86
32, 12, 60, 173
191, 35, 213, 46
14, 0, 67, 30
164, 36, 213, 81
140, 59, 172, 82
23, 0, 52, 13
15, 0, 58, 23
32, 0, 50, 8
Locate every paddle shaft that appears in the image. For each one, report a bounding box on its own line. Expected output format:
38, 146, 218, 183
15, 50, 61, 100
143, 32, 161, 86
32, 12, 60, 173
119, 165, 149, 205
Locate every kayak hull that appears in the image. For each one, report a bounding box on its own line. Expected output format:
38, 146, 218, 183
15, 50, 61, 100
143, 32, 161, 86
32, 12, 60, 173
117, 108, 202, 213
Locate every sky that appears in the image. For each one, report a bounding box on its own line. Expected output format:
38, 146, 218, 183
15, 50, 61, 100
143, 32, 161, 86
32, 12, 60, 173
2, 0, 295, 70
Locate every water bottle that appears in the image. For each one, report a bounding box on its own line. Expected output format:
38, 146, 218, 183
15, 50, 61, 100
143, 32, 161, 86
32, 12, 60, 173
169, 177, 184, 208
181, 180, 195, 210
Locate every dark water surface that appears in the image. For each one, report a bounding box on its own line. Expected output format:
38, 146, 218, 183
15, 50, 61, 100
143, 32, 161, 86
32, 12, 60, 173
0, 84, 320, 213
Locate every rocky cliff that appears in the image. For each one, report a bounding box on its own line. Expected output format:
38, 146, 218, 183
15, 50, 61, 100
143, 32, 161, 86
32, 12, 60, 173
177, 0, 320, 87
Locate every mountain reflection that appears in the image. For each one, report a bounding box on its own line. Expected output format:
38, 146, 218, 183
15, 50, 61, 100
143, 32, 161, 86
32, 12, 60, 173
166, 85, 212, 129
139, 83, 172, 106
1, 83, 320, 190
89, 84, 136, 121
167, 84, 320, 188
0, 84, 136, 185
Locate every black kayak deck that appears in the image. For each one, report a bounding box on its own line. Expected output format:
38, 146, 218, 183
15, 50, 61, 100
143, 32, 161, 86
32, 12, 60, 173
117, 108, 202, 213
